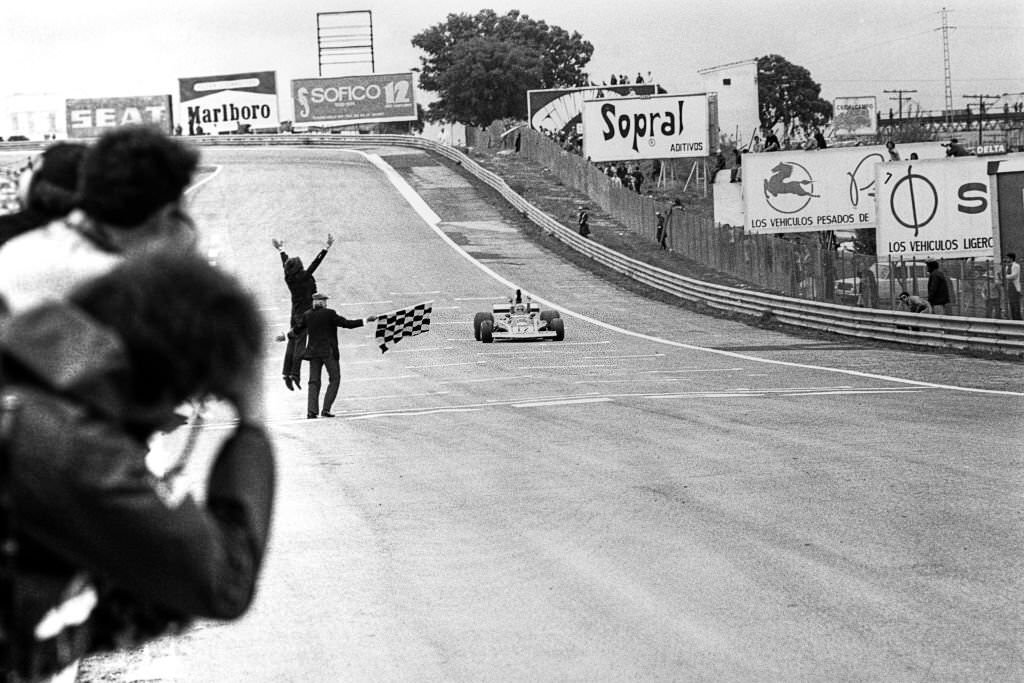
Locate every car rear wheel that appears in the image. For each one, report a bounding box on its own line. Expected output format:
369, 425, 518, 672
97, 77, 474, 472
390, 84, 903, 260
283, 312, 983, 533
480, 320, 494, 343
473, 312, 493, 340
550, 318, 564, 341
539, 310, 560, 323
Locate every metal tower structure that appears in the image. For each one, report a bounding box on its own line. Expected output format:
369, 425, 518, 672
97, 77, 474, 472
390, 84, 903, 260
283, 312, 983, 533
316, 10, 375, 77
937, 7, 955, 125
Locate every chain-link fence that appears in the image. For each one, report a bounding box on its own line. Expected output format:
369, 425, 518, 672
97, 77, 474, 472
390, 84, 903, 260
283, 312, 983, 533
506, 125, 1010, 319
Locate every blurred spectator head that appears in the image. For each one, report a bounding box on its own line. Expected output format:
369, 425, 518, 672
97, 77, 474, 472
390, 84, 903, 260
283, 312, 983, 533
18, 141, 88, 218
68, 251, 264, 410
77, 125, 200, 254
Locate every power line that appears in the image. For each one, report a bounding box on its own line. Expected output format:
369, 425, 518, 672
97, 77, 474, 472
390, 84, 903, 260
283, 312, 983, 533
936, 7, 956, 124
962, 93, 1001, 147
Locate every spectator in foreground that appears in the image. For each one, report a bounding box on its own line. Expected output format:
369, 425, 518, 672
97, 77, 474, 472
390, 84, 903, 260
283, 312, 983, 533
0, 252, 275, 682
0, 142, 88, 248
0, 125, 200, 315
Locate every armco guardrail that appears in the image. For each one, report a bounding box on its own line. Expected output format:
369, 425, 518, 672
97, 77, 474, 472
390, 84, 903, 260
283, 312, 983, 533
12, 132, 1020, 357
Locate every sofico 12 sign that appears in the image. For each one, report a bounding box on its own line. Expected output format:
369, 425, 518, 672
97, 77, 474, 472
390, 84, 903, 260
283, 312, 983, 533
291, 73, 416, 127
581, 93, 708, 162
875, 158, 994, 260
66, 95, 172, 138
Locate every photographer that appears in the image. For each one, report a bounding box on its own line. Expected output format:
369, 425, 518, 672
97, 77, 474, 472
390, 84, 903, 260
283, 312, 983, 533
0, 253, 275, 682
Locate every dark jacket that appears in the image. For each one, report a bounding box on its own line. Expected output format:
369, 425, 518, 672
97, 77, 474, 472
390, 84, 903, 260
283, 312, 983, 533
927, 268, 952, 306
0, 209, 50, 249
290, 306, 364, 360
0, 304, 275, 679
280, 249, 327, 318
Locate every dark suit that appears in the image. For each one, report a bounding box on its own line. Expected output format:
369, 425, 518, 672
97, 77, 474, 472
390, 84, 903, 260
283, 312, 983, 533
290, 306, 364, 416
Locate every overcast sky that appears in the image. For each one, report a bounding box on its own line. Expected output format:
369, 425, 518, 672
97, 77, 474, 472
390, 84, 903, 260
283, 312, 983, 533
2, 0, 1021, 119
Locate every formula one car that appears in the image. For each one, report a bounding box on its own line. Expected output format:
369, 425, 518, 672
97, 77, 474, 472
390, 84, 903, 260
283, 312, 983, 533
473, 290, 564, 343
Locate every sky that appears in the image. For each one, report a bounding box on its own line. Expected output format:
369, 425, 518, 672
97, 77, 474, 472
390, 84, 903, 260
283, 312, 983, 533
1, 0, 1022, 125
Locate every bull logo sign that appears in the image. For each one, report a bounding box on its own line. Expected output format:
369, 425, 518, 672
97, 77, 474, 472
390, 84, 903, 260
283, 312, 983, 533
762, 161, 819, 214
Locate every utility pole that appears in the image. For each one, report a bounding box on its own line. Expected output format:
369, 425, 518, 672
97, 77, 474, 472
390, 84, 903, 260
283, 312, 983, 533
963, 94, 1000, 148
884, 88, 918, 124
936, 7, 956, 125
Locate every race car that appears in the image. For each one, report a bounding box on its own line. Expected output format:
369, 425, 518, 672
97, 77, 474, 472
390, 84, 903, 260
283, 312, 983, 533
473, 290, 564, 343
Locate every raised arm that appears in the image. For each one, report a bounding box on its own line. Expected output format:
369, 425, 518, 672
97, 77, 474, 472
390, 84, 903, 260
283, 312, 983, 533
306, 234, 333, 275
271, 238, 288, 265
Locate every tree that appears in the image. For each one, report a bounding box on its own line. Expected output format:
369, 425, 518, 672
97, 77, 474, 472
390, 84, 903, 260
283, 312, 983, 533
757, 54, 833, 133
412, 10, 593, 128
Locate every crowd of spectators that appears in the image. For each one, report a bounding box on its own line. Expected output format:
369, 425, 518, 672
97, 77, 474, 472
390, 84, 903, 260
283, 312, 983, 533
601, 72, 653, 87
0, 126, 276, 681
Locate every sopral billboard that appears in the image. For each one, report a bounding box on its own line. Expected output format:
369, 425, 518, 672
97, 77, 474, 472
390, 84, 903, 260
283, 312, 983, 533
581, 93, 709, 162
875, 157, 995, 260
65, 95, 173, 138
178, 70, 279, 135
744, 145, 948, 235
292, 72, 417, 127
527, 84, 659, 138
832, 96, 877, 137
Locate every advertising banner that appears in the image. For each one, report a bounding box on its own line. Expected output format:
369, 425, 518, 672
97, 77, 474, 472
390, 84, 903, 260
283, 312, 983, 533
65, 95, 172, 138
527, 84, 658, 138
745, 147, 892, 234
832, 96, 877, 136
875, 158, 995, 260
178, 70, 279, 135
291, 72, 416, 127
581, 93, 708, 162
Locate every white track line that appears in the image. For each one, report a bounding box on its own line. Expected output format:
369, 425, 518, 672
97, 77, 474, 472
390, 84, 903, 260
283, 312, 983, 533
359, 151, 1024, 397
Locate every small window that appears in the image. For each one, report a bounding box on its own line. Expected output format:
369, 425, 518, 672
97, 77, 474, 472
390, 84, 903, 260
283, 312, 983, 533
723, 78, 732, 86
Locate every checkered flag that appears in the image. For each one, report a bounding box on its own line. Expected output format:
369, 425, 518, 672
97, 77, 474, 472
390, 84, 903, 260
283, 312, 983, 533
374, 301, 432, 353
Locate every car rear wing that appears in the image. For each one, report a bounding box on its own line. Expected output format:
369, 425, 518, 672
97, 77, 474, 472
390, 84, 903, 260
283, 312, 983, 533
492, 302, 541, 314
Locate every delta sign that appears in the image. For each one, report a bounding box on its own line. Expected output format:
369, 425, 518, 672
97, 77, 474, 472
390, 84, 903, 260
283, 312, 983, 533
65, 95, 173, 138
178, 70, 279, 135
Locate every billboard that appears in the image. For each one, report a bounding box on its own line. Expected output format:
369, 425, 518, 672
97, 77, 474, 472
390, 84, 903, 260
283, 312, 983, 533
875, 158, 995, 260
698, 60, 760, 149
527, 84, 658, 138
581, 93, 709, 163
1, 93, 64, 140
291, 72, 417, 127
832, 96, 877, 137
744, 145, 949, 234
178, 70, 279, 135
65, 95, 172, 138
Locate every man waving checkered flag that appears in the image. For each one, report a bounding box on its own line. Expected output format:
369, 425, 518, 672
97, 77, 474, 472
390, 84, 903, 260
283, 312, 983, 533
374, 301, 432, 353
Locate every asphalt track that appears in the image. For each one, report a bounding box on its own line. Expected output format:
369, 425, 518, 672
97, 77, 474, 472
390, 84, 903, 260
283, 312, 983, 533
71, 146, 1024, 682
